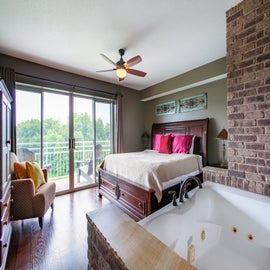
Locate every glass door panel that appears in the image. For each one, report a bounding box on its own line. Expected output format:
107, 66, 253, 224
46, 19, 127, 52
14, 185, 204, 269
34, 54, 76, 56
43, 92, 69, 192
94, 101, 113, 180
73, 97, 94, 188
16, 90, 42, 164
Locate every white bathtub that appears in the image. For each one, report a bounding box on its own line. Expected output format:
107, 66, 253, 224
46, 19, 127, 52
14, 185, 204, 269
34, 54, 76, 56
139, 181, 270, 270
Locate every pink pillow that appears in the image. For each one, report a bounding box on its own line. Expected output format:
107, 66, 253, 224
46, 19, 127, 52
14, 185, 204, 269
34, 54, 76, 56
172, 135, 194, 154
153, 134, 162, 151
158, 134, 172, 154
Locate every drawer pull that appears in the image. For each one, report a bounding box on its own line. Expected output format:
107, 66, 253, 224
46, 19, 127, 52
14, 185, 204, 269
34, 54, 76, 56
3, 220, 8, 225
138, 202, 142, 208
3, 243, 7, 248
121, 193, 125, 196
3, 202, 8, 207
10, 199, 14, 203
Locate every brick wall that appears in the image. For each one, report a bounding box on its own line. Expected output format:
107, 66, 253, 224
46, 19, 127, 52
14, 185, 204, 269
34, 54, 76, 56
226, 0, 270, 196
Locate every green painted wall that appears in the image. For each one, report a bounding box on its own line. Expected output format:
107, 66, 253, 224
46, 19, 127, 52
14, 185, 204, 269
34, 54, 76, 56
141, 58, 226, 101
141, 59, 228, 165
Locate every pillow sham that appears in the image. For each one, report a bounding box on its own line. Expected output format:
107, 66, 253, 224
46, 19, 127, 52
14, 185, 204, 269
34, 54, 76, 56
172, 135, 194, 154
189, 135, 196, 154
153, 134, 172, 154
152, 134, 162, 151
158, 134, 172, 154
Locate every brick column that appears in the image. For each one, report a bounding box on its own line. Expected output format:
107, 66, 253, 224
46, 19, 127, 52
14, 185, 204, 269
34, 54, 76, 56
226, 0, 270, 196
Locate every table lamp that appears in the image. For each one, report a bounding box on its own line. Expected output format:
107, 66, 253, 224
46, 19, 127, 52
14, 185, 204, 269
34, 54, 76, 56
141, 131, 149, 149
217, 128, 228, 167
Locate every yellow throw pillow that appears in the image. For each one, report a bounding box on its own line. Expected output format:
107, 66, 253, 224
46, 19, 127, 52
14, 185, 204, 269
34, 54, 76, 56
14, 162, 28, 179
26, 161, 46, 189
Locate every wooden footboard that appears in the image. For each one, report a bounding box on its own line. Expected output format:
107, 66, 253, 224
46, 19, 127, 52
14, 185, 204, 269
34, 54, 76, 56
99, 168, 158, 221
99, 168, 203, 221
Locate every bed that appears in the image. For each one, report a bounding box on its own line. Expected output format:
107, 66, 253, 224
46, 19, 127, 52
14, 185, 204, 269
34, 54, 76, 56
98, 118, 209, 221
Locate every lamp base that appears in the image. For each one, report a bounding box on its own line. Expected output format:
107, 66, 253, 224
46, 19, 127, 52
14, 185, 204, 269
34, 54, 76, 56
220, 143, 227, 168
219, 162, 228, 168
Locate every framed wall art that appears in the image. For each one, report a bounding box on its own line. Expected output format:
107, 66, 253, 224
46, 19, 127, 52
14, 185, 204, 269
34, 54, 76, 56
179, 93, 207, 113
155, 100, 176, 116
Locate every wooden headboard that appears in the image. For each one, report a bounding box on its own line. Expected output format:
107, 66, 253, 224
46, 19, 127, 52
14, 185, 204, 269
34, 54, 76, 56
151, 118, 209, 166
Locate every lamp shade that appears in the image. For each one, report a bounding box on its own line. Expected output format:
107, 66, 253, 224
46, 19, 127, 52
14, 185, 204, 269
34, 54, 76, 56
217, 128, 228, 140
116, 68, 127, 79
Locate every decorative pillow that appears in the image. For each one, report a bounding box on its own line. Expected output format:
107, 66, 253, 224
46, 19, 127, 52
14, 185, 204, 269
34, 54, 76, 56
172, 135, 194, 154
14, 162, 28, 179
152, 134, 162, 151
26, 161, 46, 189
189, 136, 196, 154
158, 134, 172, 154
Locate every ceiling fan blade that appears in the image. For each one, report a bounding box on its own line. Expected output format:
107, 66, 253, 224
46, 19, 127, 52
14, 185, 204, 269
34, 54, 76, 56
100, 53, 117, 66
126, 68, 147, 77
96, 68, 116, 72
126, 55, 142, 67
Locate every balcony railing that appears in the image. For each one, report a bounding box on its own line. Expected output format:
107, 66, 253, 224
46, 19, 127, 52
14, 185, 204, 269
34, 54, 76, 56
17, 141, 111, 180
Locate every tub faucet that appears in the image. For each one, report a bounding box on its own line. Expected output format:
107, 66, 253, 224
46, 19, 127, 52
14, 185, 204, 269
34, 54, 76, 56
179, 176, 202, 203
168, 190, 178, 206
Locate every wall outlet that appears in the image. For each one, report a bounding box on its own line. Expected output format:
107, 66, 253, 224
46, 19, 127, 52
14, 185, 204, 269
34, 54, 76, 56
187, 244, 195, 264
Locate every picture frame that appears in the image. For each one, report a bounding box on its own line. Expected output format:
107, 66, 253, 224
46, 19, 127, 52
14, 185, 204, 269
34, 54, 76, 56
179, 93, 207, 113
155, 100, 176, 116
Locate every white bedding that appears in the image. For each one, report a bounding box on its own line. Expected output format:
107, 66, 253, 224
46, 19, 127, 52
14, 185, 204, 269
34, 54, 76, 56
102, 150, 202, 202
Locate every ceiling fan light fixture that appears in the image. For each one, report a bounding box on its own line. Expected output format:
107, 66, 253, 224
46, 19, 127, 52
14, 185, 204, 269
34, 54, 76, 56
98, 49, 146, 81
116, 68, 127, 79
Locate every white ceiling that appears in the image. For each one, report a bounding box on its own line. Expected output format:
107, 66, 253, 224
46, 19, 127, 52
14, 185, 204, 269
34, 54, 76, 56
0, 0, 242, 91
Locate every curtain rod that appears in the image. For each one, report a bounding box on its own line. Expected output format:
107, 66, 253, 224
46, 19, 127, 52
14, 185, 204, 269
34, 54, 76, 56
15, 72, 118, 98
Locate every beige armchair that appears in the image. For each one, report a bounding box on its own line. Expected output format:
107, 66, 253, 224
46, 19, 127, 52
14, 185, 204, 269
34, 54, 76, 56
10, 152, 56, 228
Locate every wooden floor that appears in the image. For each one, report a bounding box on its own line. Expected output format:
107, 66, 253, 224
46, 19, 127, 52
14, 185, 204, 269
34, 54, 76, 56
5, 187, 110, 270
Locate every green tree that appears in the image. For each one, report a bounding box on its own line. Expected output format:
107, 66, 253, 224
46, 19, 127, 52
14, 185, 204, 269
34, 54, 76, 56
17, 119, 41, 143
17, 114, 110, 178
74, 113, 93, 141
96, 118, 111, 140
44, 118, 68, 142
17, 115, 109, 143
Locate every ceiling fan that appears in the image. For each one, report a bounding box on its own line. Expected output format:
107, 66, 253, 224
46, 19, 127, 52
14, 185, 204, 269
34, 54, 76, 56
97, 49, 147, 81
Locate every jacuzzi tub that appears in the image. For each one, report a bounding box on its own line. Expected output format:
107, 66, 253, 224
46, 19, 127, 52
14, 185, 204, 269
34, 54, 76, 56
139, 181, 270, 270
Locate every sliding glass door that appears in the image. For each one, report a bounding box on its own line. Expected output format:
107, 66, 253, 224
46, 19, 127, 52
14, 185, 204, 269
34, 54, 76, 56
43, 92, 70, 192
73, 97, 114, 188
73, 96, 94, 188
16, 84, 114, 194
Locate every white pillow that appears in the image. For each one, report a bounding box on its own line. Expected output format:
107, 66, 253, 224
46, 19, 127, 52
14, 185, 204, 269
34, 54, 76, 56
189, 136, 196, 154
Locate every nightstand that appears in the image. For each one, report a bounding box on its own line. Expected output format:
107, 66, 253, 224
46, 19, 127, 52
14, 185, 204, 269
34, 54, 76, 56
202, 165, 228, 185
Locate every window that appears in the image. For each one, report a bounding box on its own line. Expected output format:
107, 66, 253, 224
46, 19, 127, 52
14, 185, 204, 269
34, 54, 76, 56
16, 83, 115, 193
